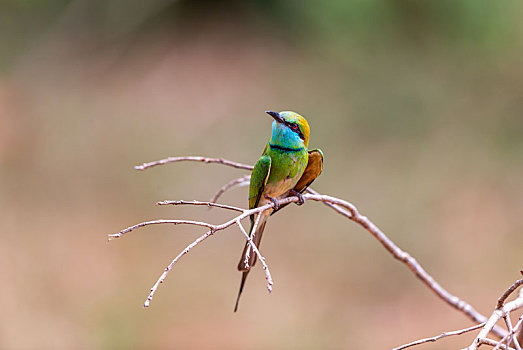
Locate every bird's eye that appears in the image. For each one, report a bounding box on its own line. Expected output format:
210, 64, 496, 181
291, 124, 299, 131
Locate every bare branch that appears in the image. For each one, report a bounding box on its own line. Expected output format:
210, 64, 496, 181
111, 199, 299, 307
467, 283, 523, 350
236, 220, 273, 293
393, 322, 486, 350
495, 294, 523, 350
210, 175, 250, 203
498, 279, 523, 309
112, 155, 512, 341
511, 316, 523, 350
476, 338, 516, 350
157, 200, 244, 213
244, 209, 262, 268
134, 156, 253, 171
143, 228, 216, 308
300, 191, 506, 338
108, 219, 214, 240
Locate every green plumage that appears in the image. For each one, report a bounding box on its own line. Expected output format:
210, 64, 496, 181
249, 142, 309, 209
234, 110, 323, 312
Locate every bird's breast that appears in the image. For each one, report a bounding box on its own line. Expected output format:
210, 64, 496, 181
263, 176, 297, 198
263, 148, 308, 198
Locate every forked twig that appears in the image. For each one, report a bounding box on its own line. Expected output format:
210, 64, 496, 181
135, 156, 253, 171
108, 219, 214, 240
466, 279, 523, 350
477, 338, 516, 350
244, 208, 262, 268
508, 316, 523, 350
142, 227, 216, 308
498, 279, 523, 309
393, 322, 486, 350
211, 175, 251, 203
110, 196, 296, 306
236, 220, 273, 292
157, 200, 244, 213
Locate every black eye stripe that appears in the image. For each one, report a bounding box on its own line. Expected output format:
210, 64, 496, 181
286, 122, 305, 140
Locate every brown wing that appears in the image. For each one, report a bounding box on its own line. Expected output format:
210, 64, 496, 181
293, 149, 324, 193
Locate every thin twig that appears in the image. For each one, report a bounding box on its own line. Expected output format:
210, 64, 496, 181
498, 279, 523, 309
518, 272, 523, 345
503, 314, 521, 350
301, 191, 506, 338
515, 318, 523, 350
244, 209, 262, 269
236, 220, 273, 292
210, 175, 251, 203
157, 200, 244, 213
111, 198, 298, 307
493, 315, 523, 350
476, 338, 516, 350
501, 293, 523, 350
143, 228, 216, 308
393, 322, 486, 350
467, 283, 523, 350
492, 322, 512, 350
135, 156, 253, 171
511, 317, 523, 350
108, 219, 214, 240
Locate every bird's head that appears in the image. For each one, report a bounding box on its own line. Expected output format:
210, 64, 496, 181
266, 110, 310, 148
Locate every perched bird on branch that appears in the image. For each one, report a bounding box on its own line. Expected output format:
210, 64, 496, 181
234, 110, 323, 312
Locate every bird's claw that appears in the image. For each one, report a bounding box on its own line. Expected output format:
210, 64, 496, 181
265, 195, 280, 211
290, 189, 305, 205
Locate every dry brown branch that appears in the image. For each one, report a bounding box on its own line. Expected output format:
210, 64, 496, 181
516, 316, 523, 348
243, 206, 262, 268
110, 155, 507, 340
499, 313, 522, 350
157, 198, 275, 290
466, 279, 523, 350
477, 338, 516, 350
303, 188, 506, 338
510, 316, 523, 350
157, 199, 244, 213
134, 156, 253, 171
393, 322, 486, 350
498, 279, 523, 309
142, 227, 216, 308
236, 219, 273, 292
110, 196, 301, 306
108, 219, 215, 240
210, 174, 250, 203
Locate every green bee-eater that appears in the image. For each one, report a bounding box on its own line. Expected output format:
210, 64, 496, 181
234, 110, 324, 312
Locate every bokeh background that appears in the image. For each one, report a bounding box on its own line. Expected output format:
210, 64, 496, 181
1, 0, 523, 349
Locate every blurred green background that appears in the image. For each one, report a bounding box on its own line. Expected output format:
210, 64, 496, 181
1, 0, 523, 349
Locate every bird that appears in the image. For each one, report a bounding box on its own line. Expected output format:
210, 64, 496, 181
234, 110, 323, 312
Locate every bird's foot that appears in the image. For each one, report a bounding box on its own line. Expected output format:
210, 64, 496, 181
265, 195, 280, 211
289, 189, 305, 206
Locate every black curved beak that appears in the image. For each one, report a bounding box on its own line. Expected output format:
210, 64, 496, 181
265, 110, 284, 123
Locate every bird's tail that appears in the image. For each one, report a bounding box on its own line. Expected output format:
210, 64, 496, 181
234, 213, 268, 312
234, 271, 249, 312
